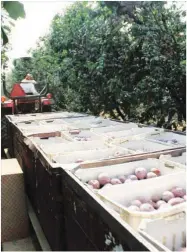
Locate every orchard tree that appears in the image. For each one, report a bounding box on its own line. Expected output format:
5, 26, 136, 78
10, 1, 186, 128
1, 1, 25, 46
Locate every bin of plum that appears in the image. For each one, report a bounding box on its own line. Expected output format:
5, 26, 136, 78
16, 120, 40, 128
21, 124, 69, 136
39, 118, 67, 125
105, 127, 163, 143
91, 123, 138, 135
114, 139, 173, 153
146, 132, 186, 147
53, 146, 134, 165
31, 136, 70, 146
39, 140, 110, 156
138, 212, 186, 252
74, 158, 184, 190
160, 152, 186, 166
62, 116, 96, 124
63, 129, 101, 142
97, 172, 186, 230
8, 111, 87, 123
64, 117, 118, 129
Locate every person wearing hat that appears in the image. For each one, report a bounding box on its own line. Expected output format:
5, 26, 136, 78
20, 74, 39, 95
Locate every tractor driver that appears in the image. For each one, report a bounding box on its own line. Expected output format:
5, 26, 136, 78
20, 74, 39, 95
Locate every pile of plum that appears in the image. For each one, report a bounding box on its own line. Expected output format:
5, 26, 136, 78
180, 247, 186, 252
87, 167, 161, 189
127, 186, 186, 212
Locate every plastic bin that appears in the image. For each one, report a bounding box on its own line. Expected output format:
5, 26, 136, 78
71, 119, 119, 129
30, 136, 70, 145
20, 124, 70, 136
62, 116, 115, 129
62, 130, 101, 141
63, 112, 89, 118
159, 152, 186, 167
97, 172, 186, 230
8, 112, 88, 123
39, 140, 111, 156
52, 147, 135, 165
146, 132, 186, 147
92, 124, 138, 134
138, 212, 186, 252
8, 114, 48, 123
114, 139, 174, 153
16, 121, 40, 128
74, 158, 185, 189
62, 115, 96, 123
104, 127, 163, 143
39, 118, 67, 125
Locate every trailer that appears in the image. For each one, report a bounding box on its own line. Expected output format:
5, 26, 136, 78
1, 110, 186, 251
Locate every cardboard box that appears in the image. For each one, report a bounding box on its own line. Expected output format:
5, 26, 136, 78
1, 159, 29, 242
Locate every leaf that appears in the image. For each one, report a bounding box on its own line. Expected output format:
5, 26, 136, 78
1, 27, 8, 45
3, 25, 11, 32
180, 60, 186, 66
2, 1, 25, 20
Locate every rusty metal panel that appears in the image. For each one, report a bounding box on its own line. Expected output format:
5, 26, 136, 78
11, 124, 65, 250
33, 160, 65, 250
34, 160, 63, 215
35, 197, 65, 251
64, 214, 98, 251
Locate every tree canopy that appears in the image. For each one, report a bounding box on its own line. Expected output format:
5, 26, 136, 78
1, 1, 26, 68
10, 1, 186, 129
1, 1, 25, 46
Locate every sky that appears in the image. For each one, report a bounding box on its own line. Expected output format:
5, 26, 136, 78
7, 1, 73, 63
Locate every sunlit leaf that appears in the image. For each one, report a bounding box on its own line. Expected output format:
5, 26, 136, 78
2, 1, 25, 20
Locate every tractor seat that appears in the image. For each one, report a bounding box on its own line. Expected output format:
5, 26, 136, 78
20, 82, 39, 95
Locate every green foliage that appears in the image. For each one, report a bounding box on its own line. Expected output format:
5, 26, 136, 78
3, 1, 25, 20
11, 57, 33, 82
10, 1, 186, 128
1, 1, 25, 46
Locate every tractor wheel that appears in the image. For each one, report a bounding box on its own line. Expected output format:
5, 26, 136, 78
42, 105, 52, 112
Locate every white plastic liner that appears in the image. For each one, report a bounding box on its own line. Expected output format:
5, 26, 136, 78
115, 139, 173, 153
146, 132, 186, 147
160, 152, 186, 166
53, 147, 135, 164
39, 140, 110, 155
138, 212, 186, 252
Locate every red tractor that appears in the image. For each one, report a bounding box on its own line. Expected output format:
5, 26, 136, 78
1, 68, 54, 156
